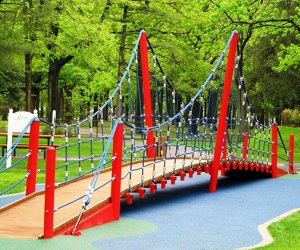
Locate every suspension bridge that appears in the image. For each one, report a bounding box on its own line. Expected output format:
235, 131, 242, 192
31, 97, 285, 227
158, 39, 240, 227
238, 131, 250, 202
0, 30, 296, 240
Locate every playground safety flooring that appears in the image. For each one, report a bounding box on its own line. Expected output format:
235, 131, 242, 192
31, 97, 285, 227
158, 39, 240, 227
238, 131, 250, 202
0, 165, 299, 249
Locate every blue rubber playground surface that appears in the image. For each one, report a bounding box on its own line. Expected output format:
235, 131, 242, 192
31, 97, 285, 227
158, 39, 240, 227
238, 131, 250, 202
0, 171, 299, 250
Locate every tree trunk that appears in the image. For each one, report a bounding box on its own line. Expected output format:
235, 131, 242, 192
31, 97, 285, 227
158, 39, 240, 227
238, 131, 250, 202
32, 86, 39, 111
48, 55, 73, 121
100, 0, 112, 22
48, 60, 59, 120
167, 89, 172, 119
64, 82, 73, 123
192, 100, 200, 134
116, 5, 128, 118
160, 88, 164, 122
103, 90, 109, 120
93, 93, 99, 135
40, 99, 44, 118
24, 0, 34, 112
25, 53, 33, 111
151, 90, 155, 123
59, 88, 64, 122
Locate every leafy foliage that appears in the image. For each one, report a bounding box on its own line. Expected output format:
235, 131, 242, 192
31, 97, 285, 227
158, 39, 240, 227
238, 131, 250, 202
281, 109, 300, 126
0, 0, 299, 123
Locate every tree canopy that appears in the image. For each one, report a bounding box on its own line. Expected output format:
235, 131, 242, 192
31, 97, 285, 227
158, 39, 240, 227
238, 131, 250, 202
0, 0, 299, 122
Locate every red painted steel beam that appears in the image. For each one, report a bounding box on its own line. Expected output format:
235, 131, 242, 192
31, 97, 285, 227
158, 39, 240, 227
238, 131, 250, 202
43, 147, 56, 239
289, 134, 294, 174
210, 33, 238, 192
26, 118, 40, 196
140, 31, 155, 158
271, 125, 278, 178
111, 122, 124, 219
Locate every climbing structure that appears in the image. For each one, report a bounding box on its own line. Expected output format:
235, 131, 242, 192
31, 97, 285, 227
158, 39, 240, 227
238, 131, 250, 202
0, 30, 295, 239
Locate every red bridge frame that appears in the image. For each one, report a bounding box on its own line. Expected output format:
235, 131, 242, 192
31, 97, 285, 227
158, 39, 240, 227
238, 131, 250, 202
21, 31, 294, 239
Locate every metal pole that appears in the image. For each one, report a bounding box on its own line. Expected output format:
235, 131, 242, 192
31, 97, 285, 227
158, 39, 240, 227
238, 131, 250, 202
140, 31, 155, 158
43, 147, 56, 238
271, 124, 278, 178
289, 134, 294, 174
111, 122, 124, 219
26, 118, 40, 196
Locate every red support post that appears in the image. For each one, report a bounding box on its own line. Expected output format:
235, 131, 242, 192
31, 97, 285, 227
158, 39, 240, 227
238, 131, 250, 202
149, 183, 157, 194
169, 175, 176, 185
43, 147, 56, 239
271, 124, 278, 178
26, 118, 40, 196
289, 134, 294, 174
111, 122, 123, 220
137, 188, 145, 198
188, 169, 194, 178
125, 193, 133, 205
159, 179, 167, 188
243, 132, 249, 160
140, 31, 155, 158
209, 32, 238, 192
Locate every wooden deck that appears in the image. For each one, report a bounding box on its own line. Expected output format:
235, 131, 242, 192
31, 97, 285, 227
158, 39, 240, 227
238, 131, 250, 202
0, 157, 204, 240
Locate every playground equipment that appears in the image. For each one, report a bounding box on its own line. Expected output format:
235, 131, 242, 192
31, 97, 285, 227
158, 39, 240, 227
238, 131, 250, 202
0, 30, 296, 239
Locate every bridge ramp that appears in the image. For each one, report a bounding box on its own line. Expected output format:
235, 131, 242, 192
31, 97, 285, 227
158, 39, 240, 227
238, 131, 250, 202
0, 158, 196, 239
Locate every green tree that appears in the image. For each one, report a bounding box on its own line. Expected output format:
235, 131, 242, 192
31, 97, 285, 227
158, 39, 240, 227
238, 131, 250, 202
0, 1, 25, 117
206, 0, 300, 120
1, 0, 299, 123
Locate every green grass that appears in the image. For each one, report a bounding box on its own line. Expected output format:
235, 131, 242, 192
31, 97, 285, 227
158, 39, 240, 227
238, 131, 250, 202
277, 126, 300, 163
254, 211, 300, 249
0, 120, 6, 131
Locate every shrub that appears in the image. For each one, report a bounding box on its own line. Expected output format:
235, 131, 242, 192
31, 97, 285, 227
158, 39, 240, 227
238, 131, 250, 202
291, 109, 300, 125
281, 109, 300, 126
41, 126, 65, 135
281, 109, 292, 125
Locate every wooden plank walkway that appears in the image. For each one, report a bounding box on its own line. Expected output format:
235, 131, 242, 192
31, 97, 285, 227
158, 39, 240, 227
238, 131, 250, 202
0, 157, 204, 239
